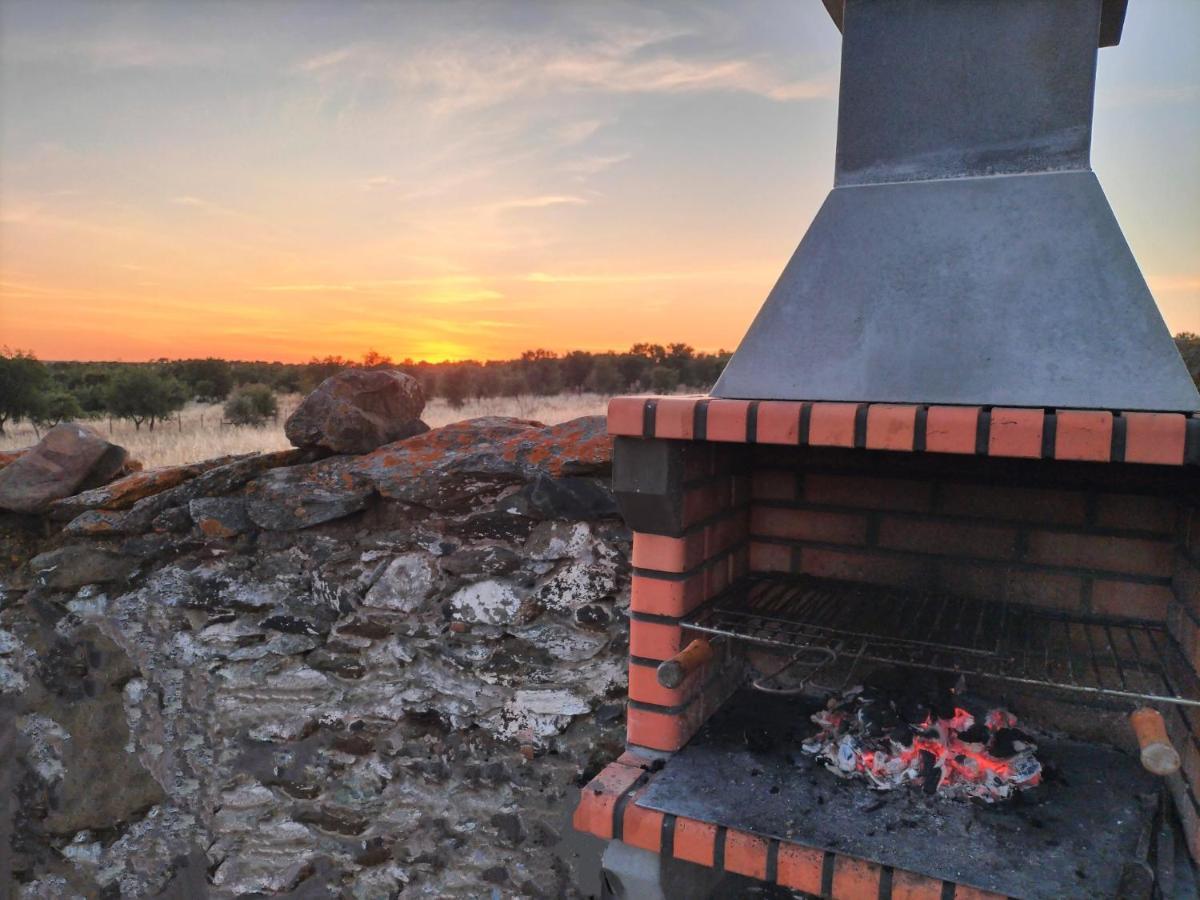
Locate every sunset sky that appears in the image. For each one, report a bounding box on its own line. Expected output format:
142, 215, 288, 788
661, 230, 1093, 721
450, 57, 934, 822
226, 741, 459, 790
1, 0, 1197, 364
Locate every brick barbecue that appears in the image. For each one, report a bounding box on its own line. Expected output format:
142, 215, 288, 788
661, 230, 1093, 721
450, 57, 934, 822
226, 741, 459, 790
573, 2, 1200, 898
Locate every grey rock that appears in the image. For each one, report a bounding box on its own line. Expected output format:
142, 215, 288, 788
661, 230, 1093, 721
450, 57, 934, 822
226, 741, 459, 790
189, 496, 253, 537
363, 553, 438, 612
29, 545, 133, 589
0, 423, 127, 514
245, 462, 373, 530
285, 368, 427, 454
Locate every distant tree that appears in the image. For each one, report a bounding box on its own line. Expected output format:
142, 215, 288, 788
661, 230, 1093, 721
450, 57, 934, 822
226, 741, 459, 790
649, 365, 680, 394
473, 365, 501, 399
519, 349, 561, 395
361, 349, 394, 369
223, 384, 278, 425
105, 368, 188, 430
440, 366, 472, 409
167, 358, 234, 401
31, 390, 83, 429
561, 351, 594, 393
1176, 332, 1200, 386
0, 349, 50, 433
630, 342, 668, 365
498, 370, 525, 398
616, 353, 650, 391
585, 357, 623, 394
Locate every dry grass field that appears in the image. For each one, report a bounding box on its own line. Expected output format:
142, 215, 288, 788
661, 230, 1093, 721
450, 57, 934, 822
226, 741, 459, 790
0, 393, 613, 469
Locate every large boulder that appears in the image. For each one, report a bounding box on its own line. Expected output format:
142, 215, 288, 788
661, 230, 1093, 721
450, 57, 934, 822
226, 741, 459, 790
285, 369, 427, 454
0, 423, 127, 514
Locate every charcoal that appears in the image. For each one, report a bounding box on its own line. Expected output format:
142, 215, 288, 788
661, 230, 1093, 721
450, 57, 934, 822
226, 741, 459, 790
958, 723, 990, 745
991, 727, 1034, 759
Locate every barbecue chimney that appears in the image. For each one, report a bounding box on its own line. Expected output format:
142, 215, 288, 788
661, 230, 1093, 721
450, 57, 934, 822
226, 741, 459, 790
713, 0, 1199, 413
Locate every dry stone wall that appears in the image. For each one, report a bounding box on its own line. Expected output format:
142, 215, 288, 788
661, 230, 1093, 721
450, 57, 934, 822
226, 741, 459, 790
0, 415, 627, 898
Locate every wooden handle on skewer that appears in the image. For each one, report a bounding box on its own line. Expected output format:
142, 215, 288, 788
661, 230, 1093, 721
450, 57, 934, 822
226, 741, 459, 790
1130, 707, 1180, 776
657, 639, 714, 689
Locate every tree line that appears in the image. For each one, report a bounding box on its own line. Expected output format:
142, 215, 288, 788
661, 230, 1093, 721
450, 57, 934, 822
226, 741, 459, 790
4, 336, 1197, 436
0, 343, 733, 434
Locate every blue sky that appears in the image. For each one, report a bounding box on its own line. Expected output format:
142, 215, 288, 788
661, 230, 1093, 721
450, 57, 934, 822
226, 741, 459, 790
1, 0, 1196, 361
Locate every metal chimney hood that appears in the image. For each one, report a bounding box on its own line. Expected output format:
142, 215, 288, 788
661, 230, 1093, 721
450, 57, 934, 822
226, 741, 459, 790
713, 0, 1200, 413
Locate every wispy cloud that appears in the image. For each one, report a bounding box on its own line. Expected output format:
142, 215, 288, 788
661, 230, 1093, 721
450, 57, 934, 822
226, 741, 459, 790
562, 153, 632, 177
292, 25, 834, 116
490, 195, 588, 214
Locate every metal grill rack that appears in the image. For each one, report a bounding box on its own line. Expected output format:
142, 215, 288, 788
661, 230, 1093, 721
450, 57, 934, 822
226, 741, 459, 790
683, 574, 1200, 708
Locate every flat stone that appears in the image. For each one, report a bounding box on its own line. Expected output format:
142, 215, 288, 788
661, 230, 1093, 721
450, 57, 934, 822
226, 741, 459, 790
0, 423, 127, 514
29, 545, 134, 589
440, 544, 521, 577
363, 553, 439, 612
244, 461, 373, 530
189, 497, 253, 538
505, 475, 618, 521
50, 458, 235, 519
285, 368, 427, 454
448, 579, 532, 625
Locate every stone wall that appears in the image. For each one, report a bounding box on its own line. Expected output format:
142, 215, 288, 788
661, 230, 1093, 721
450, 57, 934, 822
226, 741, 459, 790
0, 415, 627, 898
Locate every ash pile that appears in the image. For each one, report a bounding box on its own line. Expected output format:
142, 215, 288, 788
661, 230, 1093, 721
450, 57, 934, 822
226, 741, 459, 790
801, 676, 1042, 803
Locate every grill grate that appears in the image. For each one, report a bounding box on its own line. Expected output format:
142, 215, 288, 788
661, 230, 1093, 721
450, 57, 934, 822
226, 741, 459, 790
683, 574, 1200, 708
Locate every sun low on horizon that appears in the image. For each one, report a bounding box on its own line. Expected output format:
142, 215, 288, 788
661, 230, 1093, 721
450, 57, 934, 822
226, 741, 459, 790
2, 0, 1198, 365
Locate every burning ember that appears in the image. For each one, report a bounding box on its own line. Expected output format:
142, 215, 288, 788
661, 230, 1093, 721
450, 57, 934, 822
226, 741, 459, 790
801, 684, 1042, 802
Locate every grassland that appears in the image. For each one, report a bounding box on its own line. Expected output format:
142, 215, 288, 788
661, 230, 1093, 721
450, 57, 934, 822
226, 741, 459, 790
0, 393, 612, 469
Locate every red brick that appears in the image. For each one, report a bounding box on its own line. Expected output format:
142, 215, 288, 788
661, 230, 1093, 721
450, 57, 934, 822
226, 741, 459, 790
1124, 412, 1187, 466
607, 397, 646, 436
621, 791, 664, 853
776, 843, 823, 893
1176, 558, 1200, 619
682, 481, 731, 527
705, 399, 751, 442
891, 869, 945, 900
989, 408, 1044, 459
673, 818, 717, 867
757, 401, 803, 444
628, 661, 701, 707
752, 470, 796, 501
632, 533, 697, 573
631, 573, 707, 617
626, 706, 691, 751
938, 482, 1087, 526
804, 473, 932, 512
937, 562, 1005, 603
751, 506, 869, 545
629, 620, 684, 660
1091, 580, 1172, 621
1055, 410, 1113, 463
832, 855, 883, 899
1026, 532, 1173, 578
1004, 570, 1085, 612
723, 830, 769, 880
572, 761, 643, 839
749, 541, 793, 573
866, 404, 918, 451
808, 402, 858, 448
925, 406, 980, 455
1095, 493, 1178, 534
800, 547, 934, 591
654, 397, 698, 440
877, 517, 1018, 561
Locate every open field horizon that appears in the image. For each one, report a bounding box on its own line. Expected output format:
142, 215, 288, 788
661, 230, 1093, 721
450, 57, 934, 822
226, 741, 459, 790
0, 391, 614, 468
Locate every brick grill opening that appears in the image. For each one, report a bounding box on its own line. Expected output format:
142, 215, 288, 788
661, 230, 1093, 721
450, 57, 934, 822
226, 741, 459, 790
577, 396, 1200, 898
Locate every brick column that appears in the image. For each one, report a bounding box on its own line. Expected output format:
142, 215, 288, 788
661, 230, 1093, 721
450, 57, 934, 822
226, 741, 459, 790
612, 432, 750, 753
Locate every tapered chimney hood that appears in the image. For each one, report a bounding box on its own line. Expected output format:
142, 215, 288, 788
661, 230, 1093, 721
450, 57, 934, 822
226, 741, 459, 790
713, 0, 1200, 413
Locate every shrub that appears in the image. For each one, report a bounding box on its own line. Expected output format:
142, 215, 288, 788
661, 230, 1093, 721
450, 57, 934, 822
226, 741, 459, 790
223, 384, 278, 425
32, 390, 83, 429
